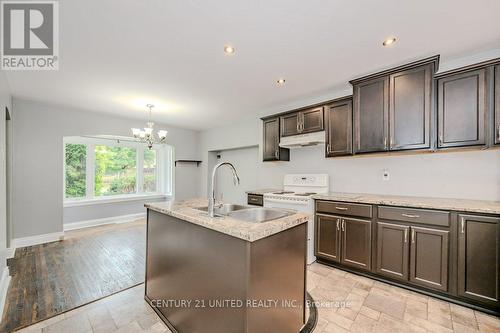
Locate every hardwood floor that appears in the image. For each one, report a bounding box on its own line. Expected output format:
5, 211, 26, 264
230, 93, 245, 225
0, 220, 146, 332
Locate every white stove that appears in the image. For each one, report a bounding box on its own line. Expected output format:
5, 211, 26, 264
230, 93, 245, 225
263, 174, 329, 264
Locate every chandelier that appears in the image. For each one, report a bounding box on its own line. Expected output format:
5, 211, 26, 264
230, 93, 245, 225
131, 104, 168, 149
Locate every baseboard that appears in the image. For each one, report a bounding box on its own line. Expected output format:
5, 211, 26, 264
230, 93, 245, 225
0, 266, 11, 318
64, 213, 146, 231
5, 247, 15, 259
11, 232, 65, 249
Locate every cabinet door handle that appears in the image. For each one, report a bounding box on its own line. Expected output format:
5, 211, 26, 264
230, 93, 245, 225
404, 228, 408, 243
336, 218, 340, 231
390, 138, 394, 148
296, 122, 300, 133
411, 229, 415, 243
402, 213, 420, 218
384, 137, 388, 149
460, 217, 465, 234
341, 219, 345, 232
335, 207, 348, 211
274, 148, 279, 159
439, 134, 443, 146
327, 144, 330, 154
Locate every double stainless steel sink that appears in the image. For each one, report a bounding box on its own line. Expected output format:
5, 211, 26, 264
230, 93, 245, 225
195, 204, 294, 223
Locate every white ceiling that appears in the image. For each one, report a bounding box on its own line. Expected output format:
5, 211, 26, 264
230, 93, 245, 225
5, 0, 500, 130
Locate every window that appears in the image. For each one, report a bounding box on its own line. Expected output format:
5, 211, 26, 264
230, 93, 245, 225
143, 149, 157, 193
95, 145, 137, 196
63, 137, 172, 203
65, 143, 87, 198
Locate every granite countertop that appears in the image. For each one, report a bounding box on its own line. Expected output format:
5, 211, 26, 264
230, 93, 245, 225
245, 188, 282, 195
312, 192, 500, 215
145, 199, 309, 242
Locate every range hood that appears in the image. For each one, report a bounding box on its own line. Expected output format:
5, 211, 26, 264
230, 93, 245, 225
279, 131, 325, 148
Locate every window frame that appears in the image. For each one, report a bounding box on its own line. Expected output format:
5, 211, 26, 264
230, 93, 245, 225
63, 136, 172, 206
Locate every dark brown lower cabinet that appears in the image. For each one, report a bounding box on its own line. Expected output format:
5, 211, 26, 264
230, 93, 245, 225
316, 214, 341, 262
376, 222, 409, 281
410, 226, 449, 292
458, 214, 500, 307
341, 217, 372, 271
315, 215, 371, 270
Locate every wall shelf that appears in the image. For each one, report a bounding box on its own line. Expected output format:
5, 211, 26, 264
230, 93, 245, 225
175, 160, 202, 167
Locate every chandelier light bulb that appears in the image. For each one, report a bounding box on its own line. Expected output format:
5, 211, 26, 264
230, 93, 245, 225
158, 130, 168, 139
132, 128, 141, 137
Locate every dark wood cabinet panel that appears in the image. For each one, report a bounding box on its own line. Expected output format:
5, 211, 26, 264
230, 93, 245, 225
389, 64, 432, 150
280, 112, 301, 137
495, 65, 500, 145
353, 77, 389, 153
410, 226, 449, 292
280, 107, 324, 137
301, 107, 324, 133
316, 214, 341, 262
458, 214, 500, 307
247, 194, 263, 206
437, 69, 487, 148
325, 99, 352, 157
262, 117, 289, 161
376, 222, 410, 281
341, 217, 372, 271
316, 200, 372, 219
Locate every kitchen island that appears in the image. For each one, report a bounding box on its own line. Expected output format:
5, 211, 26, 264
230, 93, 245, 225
144, 199, 309, 333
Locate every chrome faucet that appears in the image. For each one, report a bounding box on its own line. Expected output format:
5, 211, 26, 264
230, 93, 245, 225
208, 162, 240, 217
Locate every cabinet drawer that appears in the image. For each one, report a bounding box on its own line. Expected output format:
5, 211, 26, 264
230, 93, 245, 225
247, 194, 263, 206
316, 201, 372, 218
378, 206, 450, 227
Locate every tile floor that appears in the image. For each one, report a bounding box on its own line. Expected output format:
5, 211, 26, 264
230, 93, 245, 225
308, 263, 500, 333
15, 263, 500, 333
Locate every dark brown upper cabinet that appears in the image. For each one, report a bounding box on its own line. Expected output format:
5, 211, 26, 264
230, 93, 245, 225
409, 226, 449, 292
389, 64, 433, 150
280, 107, 324, 137
262, 117, 289, 162
280, 112, 301, 137
457, 214, 499, 307
325, 98, 353, 157
353, 76, 389, 153
437, 69, 487, 148
316, 214, 341, 262
376, 222, 410, 282
351, 56, 438, 154
495, 65, 500, 145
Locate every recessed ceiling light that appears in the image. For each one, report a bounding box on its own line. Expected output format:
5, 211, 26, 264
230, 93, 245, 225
277, 78, 286, 86
382, 37, 397, 46
224, 45, 235, 55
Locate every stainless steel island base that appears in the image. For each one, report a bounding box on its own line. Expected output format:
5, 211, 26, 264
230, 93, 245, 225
145, 209, 307, 333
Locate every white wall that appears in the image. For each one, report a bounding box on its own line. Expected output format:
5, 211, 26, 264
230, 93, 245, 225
212, 146, 259, 205
200, 118, 500, 201
11, 98, 200, 239
0, 72, 12, 274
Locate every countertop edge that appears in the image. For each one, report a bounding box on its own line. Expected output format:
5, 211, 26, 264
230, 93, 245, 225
145, 201, 310, 242
311, 193, 500, 215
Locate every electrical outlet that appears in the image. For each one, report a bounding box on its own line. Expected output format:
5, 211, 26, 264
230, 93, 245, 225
382, 169, 390, 181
